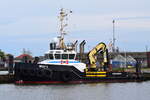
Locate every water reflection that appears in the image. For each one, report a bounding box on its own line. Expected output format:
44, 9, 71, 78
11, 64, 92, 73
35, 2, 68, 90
0, 81, 150, 100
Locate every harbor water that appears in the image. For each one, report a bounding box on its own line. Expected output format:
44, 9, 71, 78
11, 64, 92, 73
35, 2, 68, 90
0, 81, 150, 100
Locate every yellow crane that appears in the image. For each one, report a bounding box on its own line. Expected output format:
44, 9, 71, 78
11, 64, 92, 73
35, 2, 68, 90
87, 42, 109, 71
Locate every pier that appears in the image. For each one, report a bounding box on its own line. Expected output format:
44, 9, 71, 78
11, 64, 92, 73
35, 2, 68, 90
0, 74, 14, 83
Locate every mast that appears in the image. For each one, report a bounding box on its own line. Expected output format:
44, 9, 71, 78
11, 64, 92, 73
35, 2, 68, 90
58, 8, 72, 49
112, 20, 116, 52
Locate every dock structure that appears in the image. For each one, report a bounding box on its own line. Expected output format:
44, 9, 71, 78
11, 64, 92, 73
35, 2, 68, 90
0, 74, 14, 83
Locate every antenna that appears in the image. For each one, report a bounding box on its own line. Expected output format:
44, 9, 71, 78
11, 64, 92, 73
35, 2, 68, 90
58, 8, 72, 49
112, 20, 116, 52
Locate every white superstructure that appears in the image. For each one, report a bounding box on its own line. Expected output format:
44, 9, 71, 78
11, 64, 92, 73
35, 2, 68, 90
39, 8, 86, 72
39, 49, 86, 72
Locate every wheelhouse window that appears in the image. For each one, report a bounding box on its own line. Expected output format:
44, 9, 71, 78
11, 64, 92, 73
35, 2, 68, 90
45, 54, 49, 59
49, 54, 54, 59
69, 54, 75, 59
62, 54, 68, 59
55, 54, 61, 59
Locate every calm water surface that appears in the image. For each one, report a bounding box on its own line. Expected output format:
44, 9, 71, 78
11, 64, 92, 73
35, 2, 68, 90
0, 81, 150, 100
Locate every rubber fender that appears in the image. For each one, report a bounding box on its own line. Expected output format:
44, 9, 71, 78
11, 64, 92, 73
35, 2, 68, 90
29, 69, 36, 76
15, 68, 21, 77
42, 68, 53, 78
37, 69, 44, 77
22, 69, 29, 76
61, 71, 72, 82
16, 68, 21, 74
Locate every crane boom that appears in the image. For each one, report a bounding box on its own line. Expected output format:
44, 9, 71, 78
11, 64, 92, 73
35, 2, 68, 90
88, 42, 109, 71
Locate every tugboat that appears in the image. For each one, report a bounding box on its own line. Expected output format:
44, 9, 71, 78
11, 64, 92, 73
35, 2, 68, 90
15, 8, 87, 84
14, 9, 141, 84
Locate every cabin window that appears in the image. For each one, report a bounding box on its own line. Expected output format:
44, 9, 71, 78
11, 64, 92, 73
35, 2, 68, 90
69, 54, 75, 59
62, 54, 68, 59
56, 51, 61, 53
49, 54, 54, 59
55, 54, 61, 59
45, 54, 49, 59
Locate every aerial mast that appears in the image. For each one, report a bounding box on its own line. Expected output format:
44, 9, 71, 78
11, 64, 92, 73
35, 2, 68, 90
112, 20, 116, 52
58, 8, 72, 49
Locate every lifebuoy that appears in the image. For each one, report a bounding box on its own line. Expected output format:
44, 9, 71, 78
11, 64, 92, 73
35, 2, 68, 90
61, 60, 69, 64
61, 71, 72, 82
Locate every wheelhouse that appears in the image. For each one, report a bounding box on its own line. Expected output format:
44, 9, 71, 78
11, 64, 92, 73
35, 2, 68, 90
45, 50, 76, 60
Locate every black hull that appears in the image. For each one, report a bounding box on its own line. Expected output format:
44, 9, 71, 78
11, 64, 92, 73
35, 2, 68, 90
14, 63, 147, 84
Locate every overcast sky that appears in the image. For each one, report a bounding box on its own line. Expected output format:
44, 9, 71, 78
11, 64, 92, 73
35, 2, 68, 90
0, 0, 150, 56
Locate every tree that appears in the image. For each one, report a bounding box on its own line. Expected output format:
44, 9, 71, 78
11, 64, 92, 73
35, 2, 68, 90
0, 49, 5, 59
